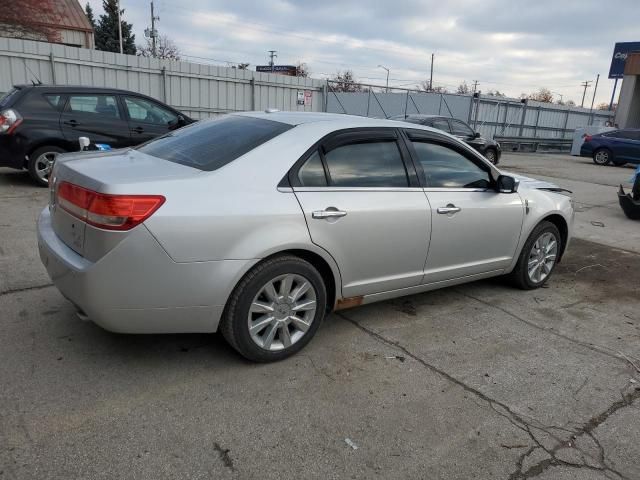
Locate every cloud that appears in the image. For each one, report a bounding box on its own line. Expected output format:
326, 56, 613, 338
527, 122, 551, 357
86, 0, 639, 104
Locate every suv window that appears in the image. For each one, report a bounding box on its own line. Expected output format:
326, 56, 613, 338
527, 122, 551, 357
411, 141, 491, 188
0, 88, 20, 108
298, 150, 327, 187
44, 94, 64, 110
67, 95, 121, 119
323, 141, 408, 187
137, 115, 292, 171
430, 118, 451, 133
449, 119, 474, 137
124, 96, 178, 125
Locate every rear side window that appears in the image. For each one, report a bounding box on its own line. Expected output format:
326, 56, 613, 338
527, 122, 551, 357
67, 95, 121, 119
323, 141, 408, 187
137, 115, 292, 171
430, 119, 451, 133
44, 94, 64, 110
298, 150, 327, 187
608, 130, 640, 140
0, 88, 20, 108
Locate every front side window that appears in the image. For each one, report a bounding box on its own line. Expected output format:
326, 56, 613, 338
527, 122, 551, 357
411, 141, 491, 189
124, 97, 178, 125
137, 115, 292, 171
323, 141, 408, 187
449, 119, 474, 137
67, 95, 121, 119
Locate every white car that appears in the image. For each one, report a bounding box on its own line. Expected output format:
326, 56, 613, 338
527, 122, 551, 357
38, 111, 574, 362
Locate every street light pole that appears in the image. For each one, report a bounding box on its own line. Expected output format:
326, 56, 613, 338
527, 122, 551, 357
378, 65, 390, 93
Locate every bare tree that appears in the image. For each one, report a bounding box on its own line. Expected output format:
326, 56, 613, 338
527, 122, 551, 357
596, 102, 615, 111
486, 90, 506, 97
137, 35, 180, 60
527, 87, 554, 103
329, 70, 365, 92
419, 81, 447, 93
232, 63, 250, 70
0, 0, 62, 42
296, 62, 310, 77
456, 82, 470, 95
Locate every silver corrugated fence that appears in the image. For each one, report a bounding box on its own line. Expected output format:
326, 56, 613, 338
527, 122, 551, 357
0, 37, 325, 119
326, 81, 615, 139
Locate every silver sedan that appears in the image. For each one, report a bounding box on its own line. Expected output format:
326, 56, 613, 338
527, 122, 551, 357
38, 112, 574, 362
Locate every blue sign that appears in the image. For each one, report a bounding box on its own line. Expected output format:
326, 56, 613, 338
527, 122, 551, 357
609, 42, 640, 78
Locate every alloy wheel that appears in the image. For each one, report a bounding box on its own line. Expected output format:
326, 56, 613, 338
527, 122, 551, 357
34, 152, 57, 184
247, 273, 317, 351
527, 232, 558, 284
594, 150, 609, 165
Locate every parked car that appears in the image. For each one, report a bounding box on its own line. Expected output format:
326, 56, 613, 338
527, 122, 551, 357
580, 129, 640, 166
0, 84, 193, 186
38, 112, 573, 362
390, 114, 501, 164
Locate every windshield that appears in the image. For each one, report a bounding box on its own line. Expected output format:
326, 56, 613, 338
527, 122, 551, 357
136, 115, 293, 171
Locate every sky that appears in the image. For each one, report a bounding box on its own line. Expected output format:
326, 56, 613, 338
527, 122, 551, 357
86, 0, 639, 107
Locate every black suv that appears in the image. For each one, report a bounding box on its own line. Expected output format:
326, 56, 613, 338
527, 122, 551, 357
391, 114, 501, 164
0, 85, 192, 186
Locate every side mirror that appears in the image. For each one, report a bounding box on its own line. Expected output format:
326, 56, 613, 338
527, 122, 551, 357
473, 131, 481, 139
497, 175, 519, 193
177, 115, 186, 126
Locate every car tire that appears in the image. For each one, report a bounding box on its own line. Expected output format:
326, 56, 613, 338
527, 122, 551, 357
220, 255, 327, 362
592, 148, 612, 166
484, 148, 498, 165
28, 146, 66, 187
509, 221, 562, 290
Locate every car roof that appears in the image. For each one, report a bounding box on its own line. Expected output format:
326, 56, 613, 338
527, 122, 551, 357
391, 114, 444, 120
236, 110, 440, 128
13, 84, 161, 96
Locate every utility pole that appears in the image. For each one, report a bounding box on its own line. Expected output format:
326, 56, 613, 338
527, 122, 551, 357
117, 0, 123, 54
588, 74, 600, 125
580, 80, 592, 108
429, 53, 434, 91
150, 1, 159, 57
268, 50, 277, 72
472, 80, 479, 94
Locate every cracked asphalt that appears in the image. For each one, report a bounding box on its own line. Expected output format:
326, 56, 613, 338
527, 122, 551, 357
1, 153, 639, 480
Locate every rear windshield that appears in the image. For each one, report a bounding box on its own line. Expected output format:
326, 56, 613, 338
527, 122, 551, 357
136, 115, 293, 171
0, 88, 20, 108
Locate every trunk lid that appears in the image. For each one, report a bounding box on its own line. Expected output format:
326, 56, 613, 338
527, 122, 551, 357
50, 148, 200, 259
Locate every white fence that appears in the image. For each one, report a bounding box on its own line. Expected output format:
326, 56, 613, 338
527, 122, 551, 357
326, 83, 615, 140
0, 37, 325, 120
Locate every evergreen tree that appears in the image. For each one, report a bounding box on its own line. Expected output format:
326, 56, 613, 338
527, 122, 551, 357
85, 3, 96, 30
94, 0, 135, 54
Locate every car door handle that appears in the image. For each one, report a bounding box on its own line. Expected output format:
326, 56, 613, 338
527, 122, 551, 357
131, 126, 144, 133
312, 209, 347, 219
63, 120, 79, 127
437, 204, 461, 215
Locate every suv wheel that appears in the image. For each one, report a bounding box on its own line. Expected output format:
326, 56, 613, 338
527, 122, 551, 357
28, 146, 65, 187
221, 255, 327, 362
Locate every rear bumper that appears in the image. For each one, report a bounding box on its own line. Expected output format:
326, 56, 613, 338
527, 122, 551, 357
0, 135, 27, 169
37, 207, 255, 333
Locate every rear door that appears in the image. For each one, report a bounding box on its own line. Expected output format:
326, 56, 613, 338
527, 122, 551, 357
292, 128, 432, 297
122, 95, 180, 145
60, 93, 131, 148
404, 129, 524, 283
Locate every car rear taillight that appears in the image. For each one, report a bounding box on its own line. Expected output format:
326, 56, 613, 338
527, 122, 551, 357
0, 108, 22, 134
584, 135, 593, 142
57, 182, 165, 231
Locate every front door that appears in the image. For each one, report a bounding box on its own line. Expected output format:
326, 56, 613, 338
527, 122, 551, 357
405, 131, 524, 283
122, 95, 180, 145
59, 93, 131, 148
292, 130, 431, 297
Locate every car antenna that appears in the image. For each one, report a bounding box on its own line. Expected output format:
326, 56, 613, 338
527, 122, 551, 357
25, 64, 42, 85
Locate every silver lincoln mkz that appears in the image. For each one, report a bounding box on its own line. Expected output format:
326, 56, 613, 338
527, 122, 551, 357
38, 112, 573, 362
